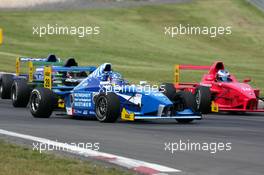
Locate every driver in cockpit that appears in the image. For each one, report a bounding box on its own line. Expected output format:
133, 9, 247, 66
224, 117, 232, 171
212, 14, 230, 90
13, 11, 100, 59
216, 70, 232, 82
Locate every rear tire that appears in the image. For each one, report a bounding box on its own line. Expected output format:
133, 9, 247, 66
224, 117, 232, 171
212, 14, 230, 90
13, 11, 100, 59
11, 79, 31, 107
0, 74, 14, 99
29, 88, 56, 118
95, 92, 120, 123
195, 86, 211, 114
175, 91, 198, 112
175, 91, 197, 124
161, 83, 176, 101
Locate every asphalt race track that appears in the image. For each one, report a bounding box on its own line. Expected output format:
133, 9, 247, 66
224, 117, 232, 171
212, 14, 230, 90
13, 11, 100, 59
0, 99, 264, 175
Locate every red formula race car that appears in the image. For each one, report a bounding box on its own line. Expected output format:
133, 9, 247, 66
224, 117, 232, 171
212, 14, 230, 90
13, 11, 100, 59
164, 61, 264, 114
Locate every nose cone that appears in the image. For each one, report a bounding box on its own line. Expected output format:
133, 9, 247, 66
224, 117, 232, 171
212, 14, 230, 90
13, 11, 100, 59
141, 91, 173, 113
224, 83, 256, 99
150, 91, 172, 105
238, 83, 256, 99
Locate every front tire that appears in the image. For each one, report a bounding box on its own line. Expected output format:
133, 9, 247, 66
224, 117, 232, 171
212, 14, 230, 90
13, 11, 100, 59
0, 74, 14, 99
161, 83, 176, 101
175, 91, 197, 124
29, 88, 56, 118
95, 92, 120, 123
11, 79, 31, 107
175, 91, 198, 112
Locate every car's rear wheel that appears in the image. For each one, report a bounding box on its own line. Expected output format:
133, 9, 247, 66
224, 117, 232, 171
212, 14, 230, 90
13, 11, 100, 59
29, 88, 56, 118
0, 74, 14, 99
195, 86, 211, 114
161, 83, 176, 101
95, 92, 120, 123
176, 91, 198, 112
11, 79, 31, 107
175, 91, 197, 124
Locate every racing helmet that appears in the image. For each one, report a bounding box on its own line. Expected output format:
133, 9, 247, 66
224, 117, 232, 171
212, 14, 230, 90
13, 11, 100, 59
100, 71, 112, 81
109, 72, 124, 85
217, 69, 230, 82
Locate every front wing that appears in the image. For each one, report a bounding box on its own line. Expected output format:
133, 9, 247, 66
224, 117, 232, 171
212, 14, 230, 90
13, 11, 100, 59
121, 108, 202, 121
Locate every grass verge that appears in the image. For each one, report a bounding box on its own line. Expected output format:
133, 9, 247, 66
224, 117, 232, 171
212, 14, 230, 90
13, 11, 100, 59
0, 140, 132, 175
0, 0, 263, 91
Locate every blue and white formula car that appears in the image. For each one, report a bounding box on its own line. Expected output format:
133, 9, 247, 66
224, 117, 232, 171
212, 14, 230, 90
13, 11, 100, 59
29, 63, 202, 123
0, 55, 96, 108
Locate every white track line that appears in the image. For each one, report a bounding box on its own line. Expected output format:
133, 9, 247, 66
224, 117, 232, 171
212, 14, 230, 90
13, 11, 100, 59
0, 129, 181, 175
0, 72, 15, 75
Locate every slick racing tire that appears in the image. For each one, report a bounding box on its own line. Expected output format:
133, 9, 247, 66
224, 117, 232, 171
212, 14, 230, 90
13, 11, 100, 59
0, 74, 14, 99
175, 91, 198, 112
29, 88, 56, 118
161, 83, 176, 101
95, 92, 120, 123
11, 79, 31, 107
195, 86, 211, 114
175, 91, 197, 124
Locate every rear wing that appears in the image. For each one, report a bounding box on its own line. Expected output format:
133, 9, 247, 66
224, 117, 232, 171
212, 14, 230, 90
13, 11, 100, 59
174, 64, 211, 86
43, 65, 97, 89
16, 57, 62, 77
18, 57, 61, 63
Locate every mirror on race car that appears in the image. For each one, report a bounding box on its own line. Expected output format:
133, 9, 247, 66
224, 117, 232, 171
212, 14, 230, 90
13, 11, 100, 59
205, 75, 214, 81
139, 81, 148, 86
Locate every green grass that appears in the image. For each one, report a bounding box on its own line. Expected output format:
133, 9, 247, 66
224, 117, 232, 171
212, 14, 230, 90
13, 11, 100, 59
0, 140, 132, 175
0, 0, 263, 91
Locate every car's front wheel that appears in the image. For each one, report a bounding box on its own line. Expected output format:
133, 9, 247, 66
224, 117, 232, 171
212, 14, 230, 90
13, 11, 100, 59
174, 91, 197, 124
29, 88, 56, 118
160, 83, 176, 101
95, 92, 120, 123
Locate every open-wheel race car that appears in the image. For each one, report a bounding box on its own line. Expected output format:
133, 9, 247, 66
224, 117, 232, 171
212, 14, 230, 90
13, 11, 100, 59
165, 61, 264, 114
28, 63, 202, 123
0, 54, 62, 100
0, 54, 96, 108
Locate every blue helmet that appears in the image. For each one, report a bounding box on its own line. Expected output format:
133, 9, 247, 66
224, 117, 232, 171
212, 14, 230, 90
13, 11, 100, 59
100, 72, 125, 85
109, 72, 125, 85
